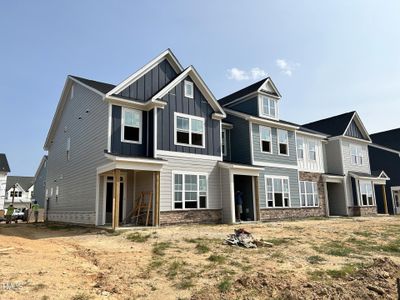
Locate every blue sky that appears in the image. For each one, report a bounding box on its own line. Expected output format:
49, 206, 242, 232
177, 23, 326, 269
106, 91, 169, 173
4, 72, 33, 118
1, 1, 399, 175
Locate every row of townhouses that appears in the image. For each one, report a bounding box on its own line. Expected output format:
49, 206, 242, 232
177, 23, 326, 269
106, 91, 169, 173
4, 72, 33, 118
41, 49, 400, 227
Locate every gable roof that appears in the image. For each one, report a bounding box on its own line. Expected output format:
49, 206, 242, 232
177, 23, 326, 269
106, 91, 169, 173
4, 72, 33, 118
0, 153, 10, 173
370, 128, 400, 151
6, 176, 35, 192
219, 77, 281, 106
70, 76, 115, 94
302, 111, 355, 137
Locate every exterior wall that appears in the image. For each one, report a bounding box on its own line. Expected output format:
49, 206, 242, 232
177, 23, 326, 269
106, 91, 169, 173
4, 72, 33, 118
299, 172, 326, 216
157, 154, 221, 212
225, 114, 251, 164
341, 139, 371, 174
5, 185, 33, 208
116, 59, 178, 102
260, 207, 324, 221
222, 128, 232, 161
348, 206, 377, 217
157, 76, 221, 157
345, 120, 365, 140
0, 172, 7, 210
159, 209, 222, 225
326, 181, 347, 216
324, 139, 344, 175
220, 168, 233, 223
46, 83, 109, 224
33, 160, 47, 207
258, 166, 300, 208
226, 96, 258, 116
297, 133, 325, 173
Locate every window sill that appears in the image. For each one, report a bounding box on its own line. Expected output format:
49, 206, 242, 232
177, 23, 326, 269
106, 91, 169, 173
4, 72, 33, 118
121, 139, 142, 145
278, 153, 290, 157
174, 142, 205, 149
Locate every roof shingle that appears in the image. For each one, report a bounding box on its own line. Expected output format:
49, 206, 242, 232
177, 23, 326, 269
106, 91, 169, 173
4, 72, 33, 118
370, 128, 400, 152
0, 153, 10, 172
6, 176, 35, 192
302, 111, 355, 137
70, 75, 116, 94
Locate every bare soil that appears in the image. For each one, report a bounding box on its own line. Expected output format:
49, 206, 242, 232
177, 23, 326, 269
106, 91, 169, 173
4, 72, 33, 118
1, 216, 400, 299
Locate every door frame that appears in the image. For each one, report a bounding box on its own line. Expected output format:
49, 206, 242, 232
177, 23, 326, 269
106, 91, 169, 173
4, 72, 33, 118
102, 172, 127, 225
391, 186, 400, 215
232, 173, 257, 222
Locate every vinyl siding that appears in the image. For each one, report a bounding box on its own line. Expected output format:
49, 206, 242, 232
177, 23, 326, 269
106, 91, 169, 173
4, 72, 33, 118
46, 83, 108, 224
345, 120, 366, 140
158, 155, 221, 212
0, 173, 7, 209
220, 168, 234, 223
296, 133, 325, 173
341, 139, 371, 174
33, 162, 47, 207
324, 140, 344, 175
225, 114, 251, 164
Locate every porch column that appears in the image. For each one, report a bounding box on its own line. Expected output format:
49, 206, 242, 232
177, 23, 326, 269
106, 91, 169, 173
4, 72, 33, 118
254, 177, 260, 221
154, 171, 161, 226
382, 185, 388, 215
112, 169, 121, 230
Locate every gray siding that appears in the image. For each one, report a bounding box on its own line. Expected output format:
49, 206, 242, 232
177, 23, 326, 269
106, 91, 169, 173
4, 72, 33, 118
225, 114, 251, 164
345, 120, 366, 140
252, 123, 297, 165
325, 140, 344, 175
33, 160, 47, 207
258, 167, 300, 208
341, 139, 371, 174
226, 96, 259, 116
157, 76, 221, 156
46, 83, 109, 224
116, 59, 178, 102
220, 168, 233, 223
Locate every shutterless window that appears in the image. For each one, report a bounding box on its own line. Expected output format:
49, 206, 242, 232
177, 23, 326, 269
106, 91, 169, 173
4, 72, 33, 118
175, 114, 205, 147
300, 181, 319, 207
278, 129, 289, 155
184, 80, 194, 98
265, 177, 290, 208
260, 126, 272, 153
261, 96, 277, 119
122, 108, 142, 143
66, 137, 71, 161
173, 173, 207, 209
350, 145, 363, 165
308, 141, 317, 161
360, 181, 373, 206
222, 129, 227, 156
297, 137, 304, 160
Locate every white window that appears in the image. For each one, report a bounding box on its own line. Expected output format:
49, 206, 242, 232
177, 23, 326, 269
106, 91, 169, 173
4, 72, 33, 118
265, 176, 290, 208
56, 186, 59, 196
260, 95, 278, 119
121, 107, 142, 144
184, 80, 194, 98
308, 141, 317, 161
297, 137, 304, 160
50, 187, 53, 197
173, 173, 207, 209
175, 113, 205, 147
260, 126, 272, 153
222, 129, 227, 156
70, 84, 74, 100
350, 144, 363, 165
360, 181, 374, 206
300, 181, 319, 207
278, 129, 289, 155
66, 137, 71, 161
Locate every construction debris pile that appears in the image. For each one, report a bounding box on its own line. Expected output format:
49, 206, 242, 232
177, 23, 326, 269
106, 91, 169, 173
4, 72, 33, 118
224, 228, 273, 248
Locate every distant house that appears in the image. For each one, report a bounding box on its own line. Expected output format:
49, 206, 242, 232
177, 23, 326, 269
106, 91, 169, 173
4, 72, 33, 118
33, 155, 48, 208
369, 128, 400, 214
5, 176, 35, 209
0, 153, 11, 210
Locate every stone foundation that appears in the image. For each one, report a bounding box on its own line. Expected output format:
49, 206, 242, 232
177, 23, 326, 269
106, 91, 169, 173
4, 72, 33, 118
348, 206, 377, 217
260, 207, 325, 221
159, 209, 222, 225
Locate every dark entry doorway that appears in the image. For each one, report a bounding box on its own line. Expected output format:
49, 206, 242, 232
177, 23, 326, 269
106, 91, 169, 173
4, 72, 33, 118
105, 176, 124, 224
233, 175, 254, 221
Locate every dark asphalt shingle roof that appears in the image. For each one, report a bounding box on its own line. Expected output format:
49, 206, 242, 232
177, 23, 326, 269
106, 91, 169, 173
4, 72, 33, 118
0, 153, 10, 172
70, 75, 116, 94
370, 128, 400, 152
6, 176, 35, 192
302, 111, 356, 137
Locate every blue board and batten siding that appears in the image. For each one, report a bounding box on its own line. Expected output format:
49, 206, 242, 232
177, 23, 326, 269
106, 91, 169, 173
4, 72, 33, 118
116, 59, 178, 101
224, 114, 252, 164
157, 76, 221, 156
226, 96, 259, 116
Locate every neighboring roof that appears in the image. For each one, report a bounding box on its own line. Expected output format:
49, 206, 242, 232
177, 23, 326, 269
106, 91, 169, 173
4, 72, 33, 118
0, 153, 10, 173
69, 75, 115, 94
349, 171, 390, 181
297, 126, 329, 138
302, 111, 355, 137
370, 128, 400, 152
6, 176, 35, 192
34, 155, 48, 179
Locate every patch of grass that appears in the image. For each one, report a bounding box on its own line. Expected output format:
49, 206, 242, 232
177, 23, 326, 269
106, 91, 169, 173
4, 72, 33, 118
353, 230, 374, 237
167, 260, 185, 278
208, 254, 226, 264
379, 239, 400, 253
71, 293, 92, 300
176, 278, 195, 290
152, 242, 172, 256
264, 237, 295, 246
195, 243, 210, 254
126, 232, 151, 243
307, 270, 327, 281
315, 241, 353, 257
149, 259, 164, 270
326, 263, 362, 278
306, 255, 326, 265
217, 278, 232, 293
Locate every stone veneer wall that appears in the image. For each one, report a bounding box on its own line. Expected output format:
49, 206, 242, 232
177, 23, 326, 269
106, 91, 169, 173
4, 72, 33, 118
159, 209, 222, 225
348, 206, 377, 217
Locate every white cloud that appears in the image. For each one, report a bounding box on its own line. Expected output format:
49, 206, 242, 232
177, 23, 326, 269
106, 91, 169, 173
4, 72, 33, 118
227, 67, 267, 81
276, 59, 300, 76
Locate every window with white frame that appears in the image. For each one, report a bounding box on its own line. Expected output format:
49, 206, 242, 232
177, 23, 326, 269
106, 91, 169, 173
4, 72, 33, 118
260, 126, 272, 153
360, 181, 374, 206
260, 95, 278, 119
222, 129, 227, 156
175, 113, 205, 147
121, 107, 142, 143
297, 137, 304, 160
70, 84, 74, 100
66, 137, 71, 161
350, 144, 363, 165
308, 141, 317, 161
300, 181, 319, 207
184, 80, 194, 98
265, 176, 290, 207
173, 173, 207, 209
278, 129, 289, 155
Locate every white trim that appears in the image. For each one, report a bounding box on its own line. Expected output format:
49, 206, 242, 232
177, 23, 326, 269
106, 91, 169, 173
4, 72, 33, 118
222, 128, 227, 157
171, 171, 208, 210
299, 181, 319, 208
277, 129, 290, 156
174, 112, 205, 148
330, 135, 372, 144
101, 173, 127, 225
258, 94, 279, 120
322, 174, 345, 183
249, 122, 255, 164
95, 174, 100, 225
153, 107, 158, 158
222, 122, 234, 129
257, 78, 282, 98
259, 125, 273, 154
218, 162, 263, 177
264, 175, 291, 208
369, 143, 400, 155
253, 160, 298, 170
184, 80, 194, 98
69, 76, 105, 97
121, 107, 142, 144
104, 153, 167, 165
155, 150, 222, 161
359, 179, 375, 207
105, 95, 167, 111
296, 130, 328, 139
343, 112, 372, 142
107, 103, 112, 152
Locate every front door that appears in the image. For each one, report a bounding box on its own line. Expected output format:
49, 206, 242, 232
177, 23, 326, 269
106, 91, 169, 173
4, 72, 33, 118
393, 191, 400, 214
105, 176, 125, 224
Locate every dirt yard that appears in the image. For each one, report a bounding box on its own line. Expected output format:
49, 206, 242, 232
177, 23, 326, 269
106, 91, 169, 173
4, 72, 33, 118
1, 217, 400, 300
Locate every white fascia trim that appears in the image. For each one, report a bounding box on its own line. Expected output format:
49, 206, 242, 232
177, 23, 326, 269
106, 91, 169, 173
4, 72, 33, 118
97, 161, 164, 174
369, 143, 400, 155
222, 122, 233, 129
253, 160, 299, 170
343, 112, 372, 142
69, 76, 105, 97
249, 121, 255, 164
105, 95, 166, 111
329, 135, 372, 144
218, 162, 263, 176
348, 172, 390, 182
156, 150, 222, 161
322, 174, 345, 183
257, 78, 282, 98
106, 49, 183, 96
296, 130, 328, 140
212, 113, 225, 120
104, 153, 168, 165
107, 103, 112, 152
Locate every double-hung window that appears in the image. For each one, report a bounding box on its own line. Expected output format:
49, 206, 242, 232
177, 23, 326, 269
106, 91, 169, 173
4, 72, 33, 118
173, 173, 207, 209
350, 144, 363, 165
360, 181, 374, 206
260, 126, 272, 153
300, 181, 319, 207
265, 176, 290, 208
175, 113, 205, 147
184, 80, 194, 98
121, 107, 142, 143
278, 129, 289, 155
297, 137, 304, 160
308, 141, 317, 161
260, 95, 277, 119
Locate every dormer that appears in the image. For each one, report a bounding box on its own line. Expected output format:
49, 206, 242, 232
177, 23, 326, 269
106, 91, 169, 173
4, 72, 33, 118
257, 78, 281, 120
